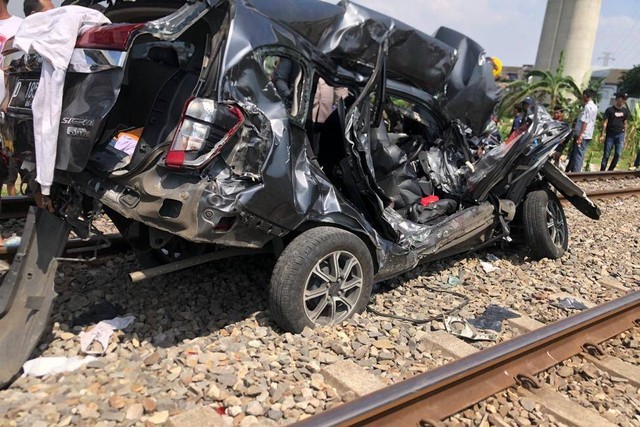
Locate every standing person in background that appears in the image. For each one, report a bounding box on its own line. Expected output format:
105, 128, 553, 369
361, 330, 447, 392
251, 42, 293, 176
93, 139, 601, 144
312, 78, 348, 127
632, 150, 640, 171
567, 89, 598, 172
311, 78, 348, 153
272, 57, 300, 112
0, 0, 22, 197
23, 0, 55, 16
0, 0, 22, 251
509, 105, 523, 134
600, 92, 629, 171
552, 105, 572, 167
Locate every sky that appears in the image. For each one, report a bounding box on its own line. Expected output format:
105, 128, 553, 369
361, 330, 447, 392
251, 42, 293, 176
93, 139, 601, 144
7, 0, 640, 70
355, 0, 640, 69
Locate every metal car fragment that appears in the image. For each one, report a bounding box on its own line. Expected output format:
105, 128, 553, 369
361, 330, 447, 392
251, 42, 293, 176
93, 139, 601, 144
467, 305, 520, 332
552, 297, 589, 311
0, 208, 69, 388
444, 315, 498, 341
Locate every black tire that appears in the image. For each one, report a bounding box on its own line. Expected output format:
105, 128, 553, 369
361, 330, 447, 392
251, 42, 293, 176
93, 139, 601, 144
522, 189, 568, 259
269, 227, 374, 333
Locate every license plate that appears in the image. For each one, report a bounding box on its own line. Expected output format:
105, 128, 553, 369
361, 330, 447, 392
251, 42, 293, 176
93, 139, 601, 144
8, 79, 39, 110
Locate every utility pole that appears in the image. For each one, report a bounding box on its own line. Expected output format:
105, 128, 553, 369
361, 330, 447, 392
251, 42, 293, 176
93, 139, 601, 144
598, 52, 616, 66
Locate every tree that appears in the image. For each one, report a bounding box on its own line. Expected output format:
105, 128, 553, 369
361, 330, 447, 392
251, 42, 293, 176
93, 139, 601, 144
497, 52, 582, 118
618, 65, 640, 98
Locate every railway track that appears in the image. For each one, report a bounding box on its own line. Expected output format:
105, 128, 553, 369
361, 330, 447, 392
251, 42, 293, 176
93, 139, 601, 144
0, 196, 34, 220
568, 170, 640, 182
0, 233, 129, 262
296, 291, 640, 427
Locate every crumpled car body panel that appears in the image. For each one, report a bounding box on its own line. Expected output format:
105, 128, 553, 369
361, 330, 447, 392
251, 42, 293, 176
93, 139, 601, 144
2, 0, 597, 275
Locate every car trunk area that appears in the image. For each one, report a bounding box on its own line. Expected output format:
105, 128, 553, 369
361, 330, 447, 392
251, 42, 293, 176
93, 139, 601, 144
89, 11, 213, 175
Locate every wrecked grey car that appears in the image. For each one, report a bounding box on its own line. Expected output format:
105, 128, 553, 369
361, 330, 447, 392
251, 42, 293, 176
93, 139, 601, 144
0, 0, 599, 386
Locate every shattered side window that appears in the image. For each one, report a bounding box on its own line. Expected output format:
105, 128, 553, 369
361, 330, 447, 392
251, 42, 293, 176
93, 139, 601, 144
263, 55, 307, 119
384, 96, 439, 142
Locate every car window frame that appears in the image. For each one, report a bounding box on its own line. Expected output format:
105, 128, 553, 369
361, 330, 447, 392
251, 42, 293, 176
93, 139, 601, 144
255, 47, 313, 126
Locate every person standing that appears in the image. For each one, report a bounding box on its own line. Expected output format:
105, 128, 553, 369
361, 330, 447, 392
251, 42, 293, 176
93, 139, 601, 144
0, 0, 22, 250
632, 150, 640, 171
567, 89, 598, 172
552, 105, 572, 167
311, 78, 348, 153
272, 57, 300, 112
600, 92, 629, 171
0, 1, 23, 90
0, 0, 22, 197
509, 105, 523, 134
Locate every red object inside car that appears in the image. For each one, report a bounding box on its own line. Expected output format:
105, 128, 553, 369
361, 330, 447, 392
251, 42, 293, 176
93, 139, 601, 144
420, 195, 440, 206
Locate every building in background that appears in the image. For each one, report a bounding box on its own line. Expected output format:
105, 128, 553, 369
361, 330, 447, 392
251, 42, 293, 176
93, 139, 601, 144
591, 68, 637, 112
535, 0, 602, 86
501, 65, 534, 82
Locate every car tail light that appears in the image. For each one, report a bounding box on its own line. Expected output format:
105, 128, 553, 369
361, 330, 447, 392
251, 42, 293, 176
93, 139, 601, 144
165, 98, 244, 169
76, 23, 145, 51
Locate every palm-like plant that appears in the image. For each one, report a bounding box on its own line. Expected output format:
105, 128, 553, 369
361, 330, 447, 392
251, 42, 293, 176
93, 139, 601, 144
498, 52, 582, 117
626, 102, 640, 165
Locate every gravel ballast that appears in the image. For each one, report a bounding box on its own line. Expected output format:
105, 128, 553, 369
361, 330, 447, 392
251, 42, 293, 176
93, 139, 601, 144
0, 193, 638, 426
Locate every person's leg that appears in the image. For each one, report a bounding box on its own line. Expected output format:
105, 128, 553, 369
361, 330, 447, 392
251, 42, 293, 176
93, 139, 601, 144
608, 133, 624, 171
553, 142, 565, 167
635, 149, 640, 168
600, 135, 613, 171
565, 140, 576, 172
572, 139, 590, 172
5, 156, 18, 197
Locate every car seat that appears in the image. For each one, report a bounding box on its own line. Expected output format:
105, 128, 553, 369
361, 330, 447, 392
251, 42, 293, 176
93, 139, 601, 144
370, 123, 431, 215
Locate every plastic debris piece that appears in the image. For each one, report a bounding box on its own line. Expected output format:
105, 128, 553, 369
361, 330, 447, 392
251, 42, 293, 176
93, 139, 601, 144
4, 235, 21, 249
447, 276, 462, 286
480, 261, 499, 273
551, 297, 588, 311
468, 305, 521, 332
79, 315, 135, 355
23, 356, 97, 377
444, 315, 498, 341
486, 253, 500, 262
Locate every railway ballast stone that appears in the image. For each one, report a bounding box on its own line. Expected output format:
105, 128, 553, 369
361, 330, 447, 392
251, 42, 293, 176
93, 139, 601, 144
167, 406, 232, 427
0, 195, 639, 425
321, 360, 387, 397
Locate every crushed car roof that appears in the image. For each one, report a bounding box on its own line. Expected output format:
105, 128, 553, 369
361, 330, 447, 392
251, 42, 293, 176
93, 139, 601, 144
67, 0, 500, 134
222, 0, 500, 135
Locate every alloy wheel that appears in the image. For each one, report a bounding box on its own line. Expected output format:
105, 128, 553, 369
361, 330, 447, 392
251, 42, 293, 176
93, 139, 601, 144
303, 251, 364, 326
546, 199, 567, 248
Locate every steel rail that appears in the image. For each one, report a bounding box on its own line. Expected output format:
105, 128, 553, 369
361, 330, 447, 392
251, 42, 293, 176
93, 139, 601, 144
581, 186, 640, 200
295, 291, 640, 427
568, 170, 640, 182
0, 233, 128, 261
0, 196, 35, 220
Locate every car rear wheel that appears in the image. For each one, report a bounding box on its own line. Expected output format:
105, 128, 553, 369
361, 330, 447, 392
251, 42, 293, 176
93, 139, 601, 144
269, 227, 373, 333
522, 189, 568, 259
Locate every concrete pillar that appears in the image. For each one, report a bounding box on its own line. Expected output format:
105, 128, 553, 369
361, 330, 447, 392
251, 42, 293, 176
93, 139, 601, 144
535, 0, 602, 86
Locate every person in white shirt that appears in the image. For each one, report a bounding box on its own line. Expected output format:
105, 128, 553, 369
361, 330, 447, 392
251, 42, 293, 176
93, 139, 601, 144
567, 89, 598, 172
